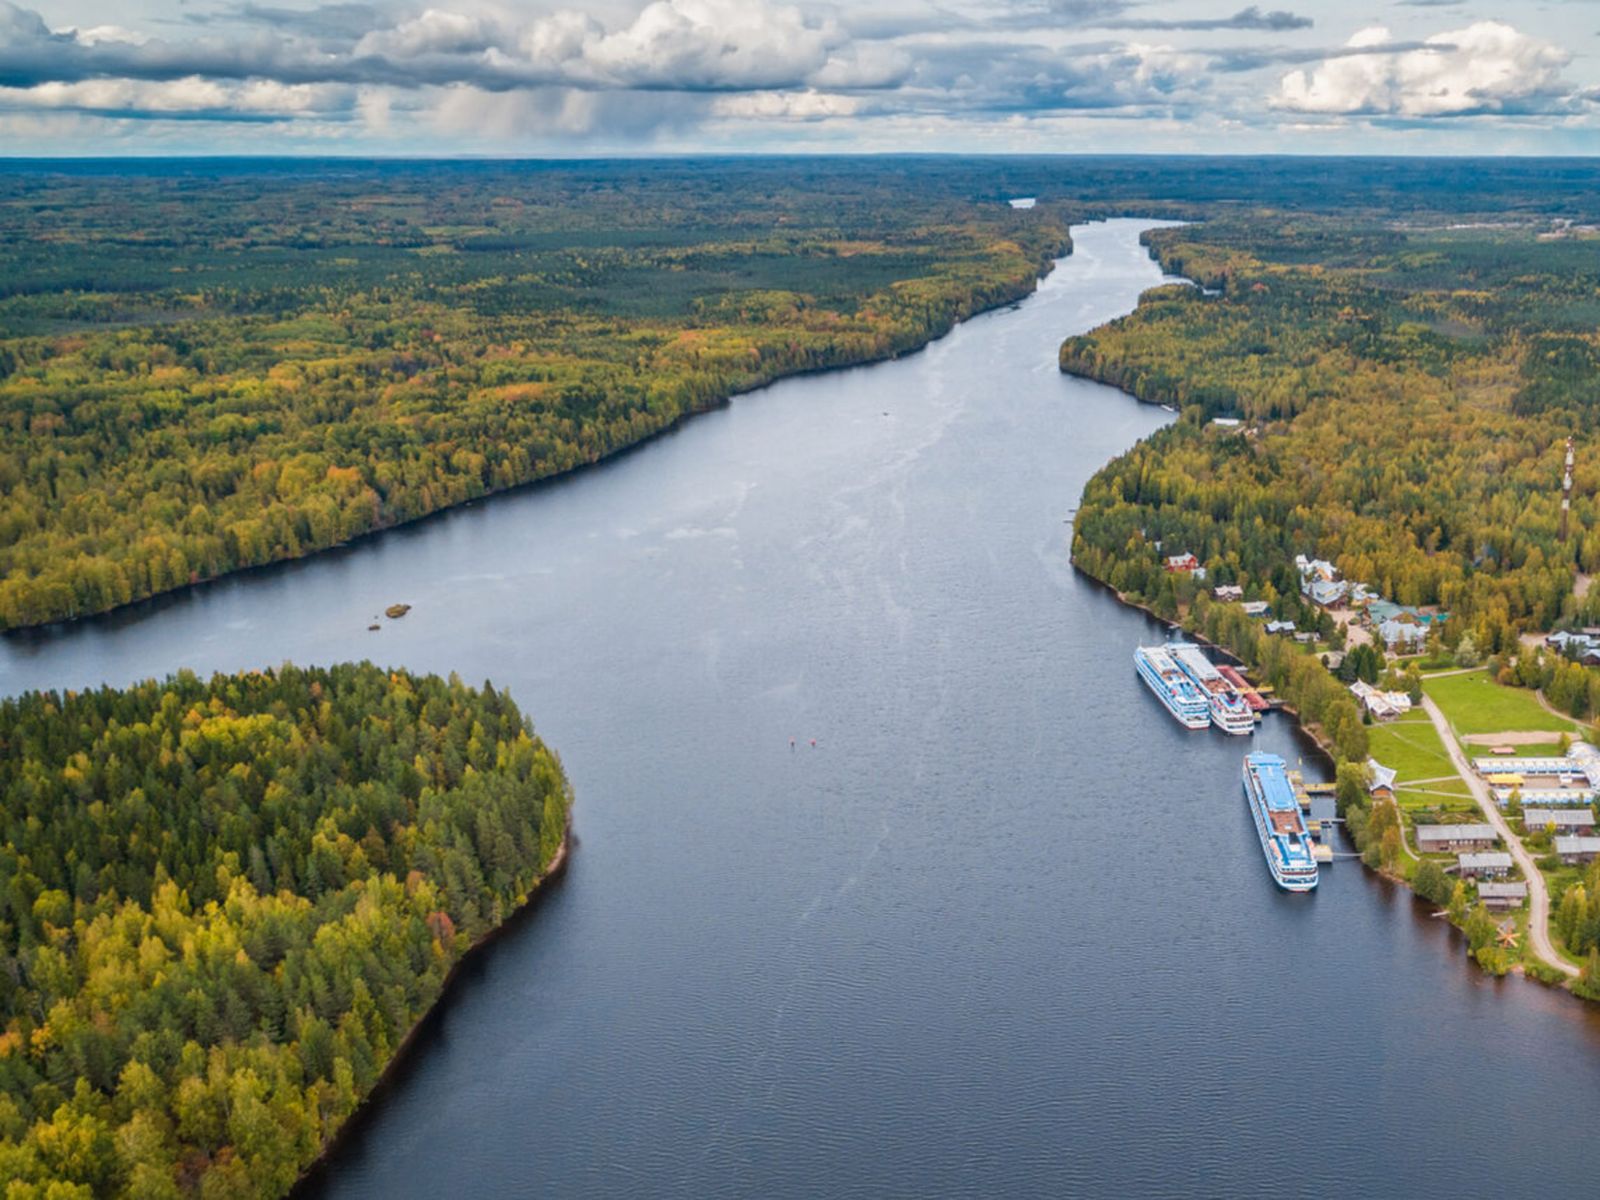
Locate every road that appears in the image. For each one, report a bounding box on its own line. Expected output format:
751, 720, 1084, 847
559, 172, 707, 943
1419, 695, 1579, 978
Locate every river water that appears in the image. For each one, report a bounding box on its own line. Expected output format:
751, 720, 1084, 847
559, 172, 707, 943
5, 220, 1599, 1198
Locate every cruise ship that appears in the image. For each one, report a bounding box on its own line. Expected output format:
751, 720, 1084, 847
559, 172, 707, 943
1242, 752, 1319, 891
1169, 642, 1256, 735
1133, 645, 1211, 730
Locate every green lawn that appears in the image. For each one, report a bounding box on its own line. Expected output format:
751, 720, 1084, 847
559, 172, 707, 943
1367, 718, 1458, 785
1423, 670, 1578, 736
1395, 781, 1474, 812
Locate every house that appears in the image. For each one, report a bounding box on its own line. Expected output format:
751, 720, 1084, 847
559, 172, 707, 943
1351, 680, 1411, 720
1307, 578, 1348, 607
1212, 584, 1245, 602
1555, 835, 1600, 865
1241, 600, 1272, 618
1366, 758, 1398, 800
1477, 881, 1528, 911
1295, 555, 1348, 607
1522, 808, 1598, 833
1547, 630, 1600, 657
1415, 824, 1497, 852
1210, 417, 1243, 428
1378, 617, 1428, 652
1293, 631, 1317, 645
1265, 619, 1296, 635
1457, 851, 1513, 880
1165, 553, 1200, 574
1347, 582, 1376, 607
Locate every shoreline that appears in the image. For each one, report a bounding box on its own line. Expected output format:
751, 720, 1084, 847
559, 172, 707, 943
2, 247, 1069, 640
1072, 561, 1583, 996
290, 807, 574, 1197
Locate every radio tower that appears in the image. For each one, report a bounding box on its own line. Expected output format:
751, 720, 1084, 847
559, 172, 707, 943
1560, 435, 1575, 544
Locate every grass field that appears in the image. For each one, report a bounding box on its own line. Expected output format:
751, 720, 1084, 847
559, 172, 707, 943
1395, 781, 1475, 813
1423, 671, 1578, 737
1367, 717, 1459, 785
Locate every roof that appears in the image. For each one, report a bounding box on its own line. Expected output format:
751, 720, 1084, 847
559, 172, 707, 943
1415, 823, 1496, 843
1477, 882, 1528, 899
1457, 852, 1513, 870
1555, 835, 1600, 854
1379, 618, 1428, 643
1366, 758, 1398, 791
1524, 808, 1597, 827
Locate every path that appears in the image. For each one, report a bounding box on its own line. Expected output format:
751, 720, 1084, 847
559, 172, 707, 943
1531, 687, 1584, 729
1419, 695, 1579, 978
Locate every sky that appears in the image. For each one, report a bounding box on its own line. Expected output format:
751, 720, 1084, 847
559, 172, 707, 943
0, 0, 1597, 155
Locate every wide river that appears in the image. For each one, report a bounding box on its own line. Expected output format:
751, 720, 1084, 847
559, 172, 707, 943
5, 220, 1600, 1197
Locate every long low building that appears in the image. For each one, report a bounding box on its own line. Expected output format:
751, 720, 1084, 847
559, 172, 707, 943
1523, 808, 1598, 832
1416, 823, 1498, 852
1473, 742, 1600, 790
1478, 881, 1529, 910
1555, 835, 1600, 865
1457, 851, 1513, 879
1493, 787, 1598, 808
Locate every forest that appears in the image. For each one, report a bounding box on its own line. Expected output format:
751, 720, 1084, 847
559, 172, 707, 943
7, 156, 1600, 632
1065, 217, 1600, 656
0, 663, 570, 1197
0, 161, 1076, 630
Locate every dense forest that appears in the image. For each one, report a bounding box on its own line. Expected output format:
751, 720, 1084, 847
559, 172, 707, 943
0, 663, 570, 1197
0, 162, 1078, 630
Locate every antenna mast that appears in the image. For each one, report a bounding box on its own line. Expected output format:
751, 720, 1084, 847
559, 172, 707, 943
1560, 436, 1575, 544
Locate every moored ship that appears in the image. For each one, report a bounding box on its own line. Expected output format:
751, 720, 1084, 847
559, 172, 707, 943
1242, 752, 1319, 891
1133, 644, 1211, 730
1170, 642, 1255, 735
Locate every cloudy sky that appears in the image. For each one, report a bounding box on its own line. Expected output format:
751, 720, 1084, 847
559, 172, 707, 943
1, 0, 1597, 154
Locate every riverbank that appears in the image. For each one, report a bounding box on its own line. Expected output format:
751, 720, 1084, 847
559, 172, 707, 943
1072, 557, 1589, 996
292, 809, 575, 1197
0, 224, 1071, 635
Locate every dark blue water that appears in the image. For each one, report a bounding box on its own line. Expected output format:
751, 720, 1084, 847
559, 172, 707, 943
4, 221, 1597, 1198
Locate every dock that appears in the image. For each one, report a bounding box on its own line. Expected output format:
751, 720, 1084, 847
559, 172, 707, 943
1289, 769, 1342, 864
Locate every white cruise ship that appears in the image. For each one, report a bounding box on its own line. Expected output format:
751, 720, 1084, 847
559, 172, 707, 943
1134, 645, 1211, 730
1243, 752, 1319, 891
1169, 642, 1255, 735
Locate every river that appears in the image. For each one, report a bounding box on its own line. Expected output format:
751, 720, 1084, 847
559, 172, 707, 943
4, 220, 1599, 1198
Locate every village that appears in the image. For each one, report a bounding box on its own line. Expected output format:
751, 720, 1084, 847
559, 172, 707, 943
1160, 543, 1600, 974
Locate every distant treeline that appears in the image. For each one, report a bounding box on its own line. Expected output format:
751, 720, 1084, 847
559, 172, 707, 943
0, 663, 569, 1196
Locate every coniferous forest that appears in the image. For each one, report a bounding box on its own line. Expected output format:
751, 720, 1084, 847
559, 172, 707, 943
0, 663, 570, 1197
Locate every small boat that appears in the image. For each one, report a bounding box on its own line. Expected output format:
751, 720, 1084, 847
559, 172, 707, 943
1243, 752, 1319, 891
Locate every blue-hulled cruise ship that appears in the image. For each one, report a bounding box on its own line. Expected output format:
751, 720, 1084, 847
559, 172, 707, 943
1134, 644, 1211, 730
1242, 752, 1318, 891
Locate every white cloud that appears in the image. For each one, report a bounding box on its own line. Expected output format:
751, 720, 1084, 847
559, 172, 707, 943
711, 89, 861, 120
0, 76, 350, 117
1275, 21, 1577, 117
